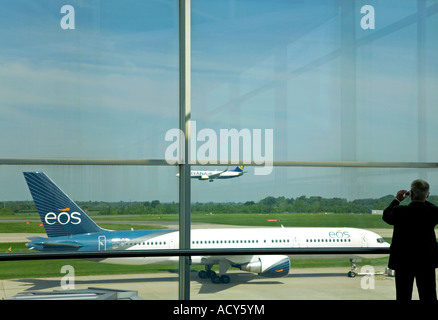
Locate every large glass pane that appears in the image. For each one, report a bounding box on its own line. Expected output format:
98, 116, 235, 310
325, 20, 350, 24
0, 1, 178, 159
191, 0, 438, 163
0, 165, 179, 299
189, 166, 438, 300
0, 0, 181, 301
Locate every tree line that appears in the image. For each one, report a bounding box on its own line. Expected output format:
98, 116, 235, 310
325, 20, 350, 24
3, 194, 437, 216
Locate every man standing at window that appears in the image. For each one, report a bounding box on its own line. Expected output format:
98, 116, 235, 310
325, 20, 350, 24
383, 179, 438, 300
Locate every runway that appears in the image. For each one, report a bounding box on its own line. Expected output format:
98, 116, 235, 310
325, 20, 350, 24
1, 267, 402, 300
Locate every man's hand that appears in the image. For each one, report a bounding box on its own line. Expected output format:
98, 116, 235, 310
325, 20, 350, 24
396, 190, 409, 202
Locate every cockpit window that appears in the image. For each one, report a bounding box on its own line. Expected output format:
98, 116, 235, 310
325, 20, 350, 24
377, 238, 386, 243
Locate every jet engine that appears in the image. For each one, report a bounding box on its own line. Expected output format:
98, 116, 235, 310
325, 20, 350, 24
239, 255, 290, 277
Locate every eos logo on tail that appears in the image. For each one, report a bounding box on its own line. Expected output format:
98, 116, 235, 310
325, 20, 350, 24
45, 211, 82, 225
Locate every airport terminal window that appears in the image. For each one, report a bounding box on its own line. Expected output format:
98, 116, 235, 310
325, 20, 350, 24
1, 0, 438, 301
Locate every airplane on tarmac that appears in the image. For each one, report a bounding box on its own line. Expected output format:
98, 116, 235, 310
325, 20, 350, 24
23, 172, 390, 284
177, 166, 246, 182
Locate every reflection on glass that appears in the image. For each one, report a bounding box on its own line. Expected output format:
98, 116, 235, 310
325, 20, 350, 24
0, 1, 178, 159
1, 0, 437, 301
192, 0, 438, 163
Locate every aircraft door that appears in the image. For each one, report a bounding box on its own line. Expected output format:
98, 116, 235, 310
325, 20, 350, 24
361, 234, 368, 247
98, 235, 106, 251
292, 236, 300, 248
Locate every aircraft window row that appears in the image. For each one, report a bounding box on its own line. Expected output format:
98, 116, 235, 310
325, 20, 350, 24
191, 239, 291, 245
306, 239, 351, 243
271, 239, 290, 243
192, 240, 259, 245
120, 241, 166, 246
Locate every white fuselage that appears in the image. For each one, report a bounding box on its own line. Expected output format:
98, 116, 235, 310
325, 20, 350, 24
99, 227, 389, 265
190, 170, 242, 180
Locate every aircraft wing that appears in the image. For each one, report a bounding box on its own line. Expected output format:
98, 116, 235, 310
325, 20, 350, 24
194, 255, 252, 269
207, 167, 228, 180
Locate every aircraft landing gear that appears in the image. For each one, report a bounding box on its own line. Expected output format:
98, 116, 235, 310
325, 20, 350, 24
198, 267, 231, 284
346, 258, 387, 278
211, 273, 230, 284
198, 269, 215, 279
347, 258, 360, 278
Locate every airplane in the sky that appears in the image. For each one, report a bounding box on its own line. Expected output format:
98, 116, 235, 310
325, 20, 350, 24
23, 172, 390, 284
177, 166, 246, 182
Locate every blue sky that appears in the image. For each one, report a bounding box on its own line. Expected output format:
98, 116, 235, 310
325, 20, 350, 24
1, 0, 438, 202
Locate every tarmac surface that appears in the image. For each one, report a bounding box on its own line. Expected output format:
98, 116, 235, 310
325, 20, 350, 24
1, 267, 403, 300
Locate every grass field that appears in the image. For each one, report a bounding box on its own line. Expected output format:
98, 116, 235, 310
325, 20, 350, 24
1, 212, 391, 229
92, 212, 391, 229
0, 213, 390, 280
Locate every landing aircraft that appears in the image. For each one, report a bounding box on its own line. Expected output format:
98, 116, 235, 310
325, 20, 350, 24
23, 172, 390, 284
177, 166, 246, 182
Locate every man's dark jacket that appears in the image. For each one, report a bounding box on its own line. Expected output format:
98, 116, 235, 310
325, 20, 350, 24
383, 200, 438, 270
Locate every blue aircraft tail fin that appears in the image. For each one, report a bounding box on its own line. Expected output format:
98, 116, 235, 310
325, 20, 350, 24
232, 166, 244, 172
23, 172, 105, 238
